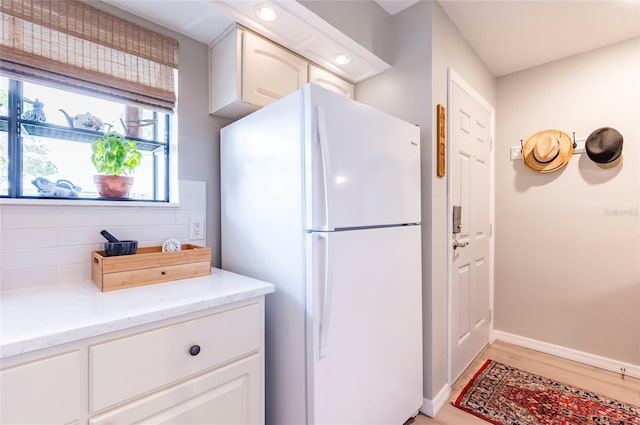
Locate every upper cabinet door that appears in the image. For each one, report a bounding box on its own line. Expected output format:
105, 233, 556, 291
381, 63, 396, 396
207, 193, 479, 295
309, 65, 354, 99
242, 31, 308, 108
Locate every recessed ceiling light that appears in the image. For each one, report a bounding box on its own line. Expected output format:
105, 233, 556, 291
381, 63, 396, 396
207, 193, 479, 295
333, 53, 351, 65
256, 5, 277, 22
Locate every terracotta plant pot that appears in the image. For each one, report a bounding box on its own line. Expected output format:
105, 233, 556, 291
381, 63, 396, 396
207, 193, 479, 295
93, 175, 133, 198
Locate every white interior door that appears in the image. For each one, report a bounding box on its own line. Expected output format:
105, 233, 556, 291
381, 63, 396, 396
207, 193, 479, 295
449, 72, 493, 382
307, 226, 422, 425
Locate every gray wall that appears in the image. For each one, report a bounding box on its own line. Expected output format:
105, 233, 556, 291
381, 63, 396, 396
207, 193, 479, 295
99, 0, 639, 403
356, 0, 434, 400
429, 0, 496, 398
357, 0, 496, 402
93, 1, 228, 267
494, 37, 640, 365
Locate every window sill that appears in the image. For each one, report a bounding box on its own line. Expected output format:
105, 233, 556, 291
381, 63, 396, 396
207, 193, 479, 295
0, 198, 179, 208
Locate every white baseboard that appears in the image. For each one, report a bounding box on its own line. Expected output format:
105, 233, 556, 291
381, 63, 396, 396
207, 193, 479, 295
420, 383, 450, 418
493, 330, 640, 380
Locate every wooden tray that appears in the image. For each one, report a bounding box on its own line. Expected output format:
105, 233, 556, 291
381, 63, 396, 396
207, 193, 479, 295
91, 244, 211, 292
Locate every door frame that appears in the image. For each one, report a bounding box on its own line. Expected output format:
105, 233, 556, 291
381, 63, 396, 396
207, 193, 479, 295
446, 68, 496, 388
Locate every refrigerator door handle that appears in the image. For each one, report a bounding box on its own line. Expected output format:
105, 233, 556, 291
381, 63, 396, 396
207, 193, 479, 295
316, 105, 332, 231
315, 232, 332, 358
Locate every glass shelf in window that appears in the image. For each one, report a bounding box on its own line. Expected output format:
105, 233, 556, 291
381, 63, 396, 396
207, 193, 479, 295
19, 120, 165, 152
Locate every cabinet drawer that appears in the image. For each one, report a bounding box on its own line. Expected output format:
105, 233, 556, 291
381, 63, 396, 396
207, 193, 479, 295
90, 301, 262, 413
1, 350, 81, 424
90, 353, 262, 425
100, 261, 211, 292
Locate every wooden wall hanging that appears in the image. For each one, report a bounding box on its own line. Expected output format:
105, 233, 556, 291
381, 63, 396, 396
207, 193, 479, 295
437, 104, 446, 177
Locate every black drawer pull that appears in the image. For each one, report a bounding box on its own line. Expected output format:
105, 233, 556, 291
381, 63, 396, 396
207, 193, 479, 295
161, 271, 166, 275
189, 345, 201, 356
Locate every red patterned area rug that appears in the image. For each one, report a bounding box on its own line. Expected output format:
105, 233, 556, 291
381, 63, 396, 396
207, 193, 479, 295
454, 359, 640, 425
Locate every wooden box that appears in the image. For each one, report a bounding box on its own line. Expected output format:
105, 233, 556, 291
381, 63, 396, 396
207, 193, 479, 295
91, 245, 211, 292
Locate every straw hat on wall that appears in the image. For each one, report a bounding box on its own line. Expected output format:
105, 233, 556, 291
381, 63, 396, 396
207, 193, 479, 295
522, 129, 574, 173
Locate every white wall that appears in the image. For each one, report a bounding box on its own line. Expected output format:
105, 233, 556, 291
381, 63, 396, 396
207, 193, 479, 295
495, 37, 640, 365
0, 180, 206, 291
1, 0, 225, 291
89, 1, 228, 267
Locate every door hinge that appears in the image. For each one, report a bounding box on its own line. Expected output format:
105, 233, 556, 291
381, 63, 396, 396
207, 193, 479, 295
490, 308, 493, 322
489, 223, 493, 237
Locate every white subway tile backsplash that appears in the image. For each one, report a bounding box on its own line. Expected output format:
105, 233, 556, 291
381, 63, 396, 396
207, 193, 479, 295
55, 208, 105, 227
1, 247, 65, 270
0, 266, 59, 292
1, 228, 59, 249
1, 207, 58, 229
58, 263, 91, 283
179, 194, 206, 211
57, 245, 103, 266
58, 227, 107, 246
98, 226, 146, 243
175, 211, 190, 225
142, 224, 189, 241
0, 180, 206, 291
103, 208, 177, 226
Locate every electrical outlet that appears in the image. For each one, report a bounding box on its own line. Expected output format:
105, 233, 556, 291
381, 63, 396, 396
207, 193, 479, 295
189, 216, 205, 240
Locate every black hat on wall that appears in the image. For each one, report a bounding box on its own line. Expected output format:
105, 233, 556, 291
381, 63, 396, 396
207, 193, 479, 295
585, 127, 623, 164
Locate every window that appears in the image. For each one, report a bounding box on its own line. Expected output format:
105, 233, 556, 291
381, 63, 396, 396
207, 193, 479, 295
0, 75, 171, 201
0, 1, 178, 202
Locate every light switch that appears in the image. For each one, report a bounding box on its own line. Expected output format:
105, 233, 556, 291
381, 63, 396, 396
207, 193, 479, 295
510, 146, 522, 161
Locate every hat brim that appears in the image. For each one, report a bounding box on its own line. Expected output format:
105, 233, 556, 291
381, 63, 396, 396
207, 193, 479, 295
594, 153, 623, 169
522, 130, 574, 173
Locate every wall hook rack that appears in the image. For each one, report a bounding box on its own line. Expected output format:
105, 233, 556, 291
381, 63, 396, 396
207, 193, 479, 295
511, 132, 586, 161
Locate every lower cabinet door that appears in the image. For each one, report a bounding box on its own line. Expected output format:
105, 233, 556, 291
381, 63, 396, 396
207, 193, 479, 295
89, 354, 262, 425
0, 350, 81, 425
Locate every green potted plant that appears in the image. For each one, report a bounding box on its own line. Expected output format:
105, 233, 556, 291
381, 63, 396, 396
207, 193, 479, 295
91, 131, 142, 198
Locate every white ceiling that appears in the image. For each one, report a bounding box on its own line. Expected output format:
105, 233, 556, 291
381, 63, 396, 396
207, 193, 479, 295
104, 0, 640, 80
103, 0, 392, 83
438, 0, 640, 77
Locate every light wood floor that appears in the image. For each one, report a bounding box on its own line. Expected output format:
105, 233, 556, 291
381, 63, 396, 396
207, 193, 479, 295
407, 340, 640, 425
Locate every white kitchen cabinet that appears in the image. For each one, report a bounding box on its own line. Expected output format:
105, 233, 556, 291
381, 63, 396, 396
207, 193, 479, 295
90, 301, 262, 413
1, 298, 266, 425
89, 354, 261, 425
209, 25, 308, 119
308, 64, 355, 99
0, 350, 82, 424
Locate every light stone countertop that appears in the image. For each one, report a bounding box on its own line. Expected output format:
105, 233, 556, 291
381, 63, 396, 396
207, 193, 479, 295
0, 268, 275, 359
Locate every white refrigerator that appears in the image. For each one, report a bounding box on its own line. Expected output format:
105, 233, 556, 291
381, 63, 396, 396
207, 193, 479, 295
221, 84, 423, 425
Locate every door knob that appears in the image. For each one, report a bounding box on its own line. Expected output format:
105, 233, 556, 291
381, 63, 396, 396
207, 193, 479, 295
453, 239, 469, 250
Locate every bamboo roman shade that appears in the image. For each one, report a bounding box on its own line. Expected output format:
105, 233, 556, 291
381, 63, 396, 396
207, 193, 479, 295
0, 0, 178, 112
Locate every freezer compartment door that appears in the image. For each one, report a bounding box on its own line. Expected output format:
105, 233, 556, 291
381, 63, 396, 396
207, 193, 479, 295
304, 84, 421, 231
305, 225, 423, 425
